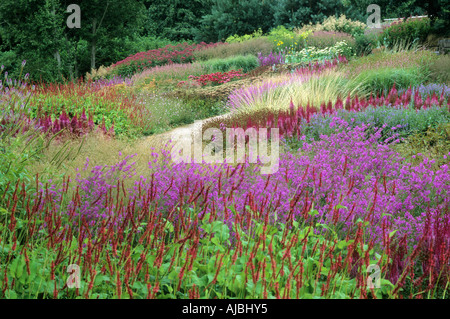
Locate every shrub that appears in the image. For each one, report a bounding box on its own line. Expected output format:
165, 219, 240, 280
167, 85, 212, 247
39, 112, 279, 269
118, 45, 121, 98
427, 55, 450, 84
123, 35, 188, 53
284, 41, 353, 64
85, 65, 113, 81
354, 33, 378, 56
380, 17, 431, 48
193, 38, 273, 61
266, 25, 300, 51
225, 28, 263, 43
297, 15, 366, 37
391, 122, 450, 170
306, 31, 356, 49
200, 55, 258, 73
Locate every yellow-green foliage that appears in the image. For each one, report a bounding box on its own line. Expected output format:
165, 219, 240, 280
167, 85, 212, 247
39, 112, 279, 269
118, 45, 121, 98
225, 28, 263, 43
390, 123, 450, 171
297, 15, 366, 36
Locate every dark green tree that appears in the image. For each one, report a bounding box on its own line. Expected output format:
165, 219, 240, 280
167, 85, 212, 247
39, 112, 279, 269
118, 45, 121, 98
193, 0, 275, 42
0, 0, 69, 81
272, 0, 344, 28
145, 0, 212, 41
69, 0, 146, 72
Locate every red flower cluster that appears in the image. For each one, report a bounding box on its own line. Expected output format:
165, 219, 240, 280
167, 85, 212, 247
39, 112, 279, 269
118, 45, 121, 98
181, 69, 247, 87
110, 42, 224, 77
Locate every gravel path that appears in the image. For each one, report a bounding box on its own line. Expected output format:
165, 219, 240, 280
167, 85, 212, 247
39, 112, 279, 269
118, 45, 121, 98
138, 113, 233, 151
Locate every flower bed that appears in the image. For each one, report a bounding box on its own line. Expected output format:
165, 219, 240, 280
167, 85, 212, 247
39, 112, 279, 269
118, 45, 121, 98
179, 69, 247, 87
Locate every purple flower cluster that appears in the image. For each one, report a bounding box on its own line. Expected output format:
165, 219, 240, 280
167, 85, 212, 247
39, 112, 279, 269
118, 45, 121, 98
257, 52, 285, 67
59, 119, 449, 249
67, 153, 137, 226
405, 83, 450, 99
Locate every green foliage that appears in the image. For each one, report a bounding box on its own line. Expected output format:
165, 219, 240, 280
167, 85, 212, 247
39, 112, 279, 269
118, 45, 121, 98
271, 0, 344, 29
0, 51, 19, 78
193, 38, 273, 61
28, 93, 137, 138
0, 0, 146, 82
0, 203, 396, 299
124, 36, 187, 54
199, 55, 258, 73
391, 122, 450, 171
428, 55, 450, 84
225, 28, 263, 43
285, 41, 354, 64
145, 0, 211, 41
139, 94, 226, 135
193, 0, 274, 42
380, 18, 432, 48
352, 67, 427, 95
0, 129, 38, 207
354, 33, 378, 56
299, 14, 366, 37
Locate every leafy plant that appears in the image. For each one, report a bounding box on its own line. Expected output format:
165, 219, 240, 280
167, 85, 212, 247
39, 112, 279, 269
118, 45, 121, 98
200, 55, 258, 73
380, 17, 431, 48
353, 67, 426, 95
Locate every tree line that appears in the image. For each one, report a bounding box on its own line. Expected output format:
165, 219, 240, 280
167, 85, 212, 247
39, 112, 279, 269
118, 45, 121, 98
0, 0, 447, 82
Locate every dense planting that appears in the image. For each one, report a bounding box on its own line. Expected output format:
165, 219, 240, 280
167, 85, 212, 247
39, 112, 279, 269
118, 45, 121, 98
1, 9, 450, 300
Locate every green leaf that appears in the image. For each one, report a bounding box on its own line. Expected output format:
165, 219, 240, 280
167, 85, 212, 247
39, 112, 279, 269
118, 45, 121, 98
5, 289, 17, 299
9, 255, 25, 279
389, 230, 398, 238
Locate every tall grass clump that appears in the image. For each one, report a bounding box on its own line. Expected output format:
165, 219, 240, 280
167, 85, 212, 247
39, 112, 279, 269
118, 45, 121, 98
228, 61, 361, 113
131, 63, 205, 91
352, 67, 427, 95
341, 50, 436, 76
427, 55, 450, 84
200, 55, 258, 73
193, 38, 273, 61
